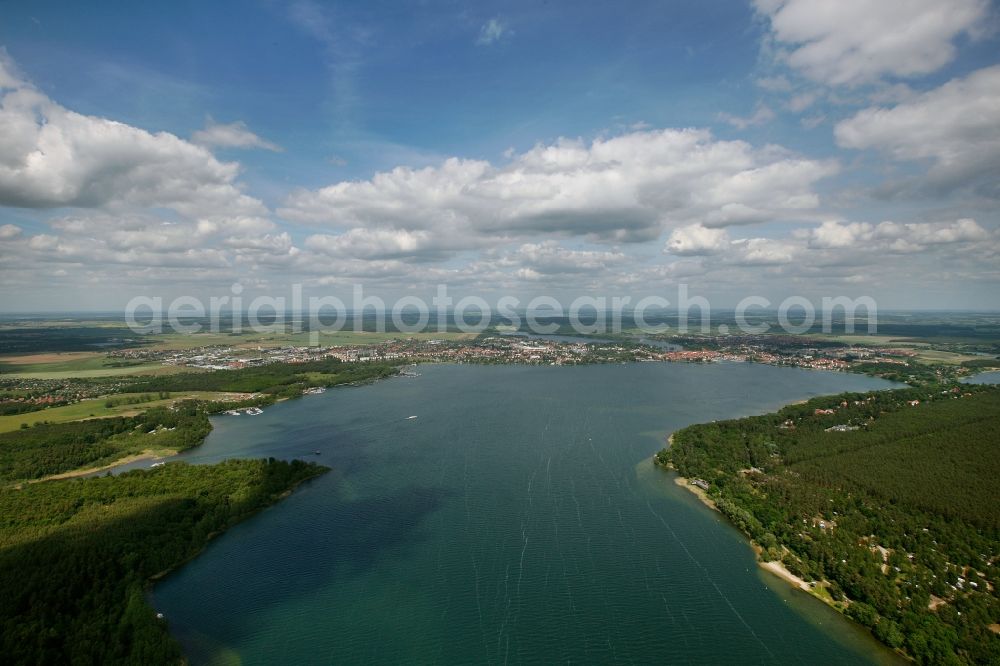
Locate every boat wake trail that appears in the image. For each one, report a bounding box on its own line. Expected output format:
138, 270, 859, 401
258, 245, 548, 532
645, 499, 776, 661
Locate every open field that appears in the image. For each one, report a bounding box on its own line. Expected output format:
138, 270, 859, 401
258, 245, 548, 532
909, 348, 987, 365
0, 391, 251, 433
0, 350, 210, 378
804, 333, 929, 346
0, 319, 128, 330
0, 352, 104, 366
0, 352, 133, 375
1, 363, 195, 379
143, 329, 478, 349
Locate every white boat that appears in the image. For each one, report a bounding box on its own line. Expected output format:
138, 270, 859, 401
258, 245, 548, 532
406, 415, 418, 420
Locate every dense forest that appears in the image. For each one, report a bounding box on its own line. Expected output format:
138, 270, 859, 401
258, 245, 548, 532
128, 358, 399, 397
0, 403, 211, 483
0, 459, 327, 664
659, 385, 1000, 665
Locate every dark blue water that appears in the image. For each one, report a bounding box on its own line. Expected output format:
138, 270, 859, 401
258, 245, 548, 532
152, 362, 904, 664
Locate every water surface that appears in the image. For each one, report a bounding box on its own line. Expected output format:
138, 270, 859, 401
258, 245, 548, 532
963, 370, 1000, 385
153, 362, 903, 664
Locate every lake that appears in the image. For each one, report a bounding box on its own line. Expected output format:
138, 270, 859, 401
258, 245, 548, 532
963, 370, 1000, 385
152, 362, 904, 664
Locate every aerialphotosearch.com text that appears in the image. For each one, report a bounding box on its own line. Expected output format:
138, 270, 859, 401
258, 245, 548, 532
125, 283, 878, 343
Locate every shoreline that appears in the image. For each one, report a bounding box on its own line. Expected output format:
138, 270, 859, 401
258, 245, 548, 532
30, 449, 168, 483
659, 440, 839, 608
21, 369, 403, 485
668, 466, 833, 597
147, 466, 328, 582
666, 464, 914, 664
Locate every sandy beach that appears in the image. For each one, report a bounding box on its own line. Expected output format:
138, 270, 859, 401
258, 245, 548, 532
759, 559, 813, 593
672, 475, 718, 512
667, 459, 817, 598
33, 450, 166, 483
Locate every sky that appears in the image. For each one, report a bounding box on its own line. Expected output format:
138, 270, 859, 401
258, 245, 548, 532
0, 0, 999, 312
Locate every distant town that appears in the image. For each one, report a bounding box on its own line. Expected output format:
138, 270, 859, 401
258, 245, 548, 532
0, 331, 987, 412
98, 333, 904, 371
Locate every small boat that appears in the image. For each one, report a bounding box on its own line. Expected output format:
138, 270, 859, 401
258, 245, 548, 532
406, 415, 418, 420
313, 450, 321, 455
150, 462, 165, 468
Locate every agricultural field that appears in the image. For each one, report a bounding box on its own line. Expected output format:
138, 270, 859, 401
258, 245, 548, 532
0, 352, 195, 379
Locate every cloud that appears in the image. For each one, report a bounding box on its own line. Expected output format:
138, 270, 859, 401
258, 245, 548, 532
0, 223, 21, 240
657, 218, 995, 285
755, 75, 793, 92
804, 218, 990, 251
507, 241, 627, 275
786, 92, 817, 113
800, 114, 825, 129
717, 103, 775, 129
279, 128, 838, 252
305, 228, 445, 261
665, 224, 729, 256
192, 119, 282, 152
729, 237, 798, 266
0, 53, 266, 218
477, 17, 509, 46
754, 0, 989, 86
835, 65, 1000, 197
805, 220, 874, 249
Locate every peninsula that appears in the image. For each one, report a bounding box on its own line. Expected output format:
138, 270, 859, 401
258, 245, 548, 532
658, 384, 1000, 664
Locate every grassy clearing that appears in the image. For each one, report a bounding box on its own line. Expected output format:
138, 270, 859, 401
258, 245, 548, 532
0, 391, 248, 433
0, 352, 104, 366
804, 334, 927, 346
2, 364, 193, 379
239, 330, 476, 347
910, 349, 985, 365
143, 329, 477, 349
141, 332, 251, 350
0, 351, 207, 378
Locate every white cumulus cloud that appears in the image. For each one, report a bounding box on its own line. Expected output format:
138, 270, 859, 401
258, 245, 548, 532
0, 53, 266, 219
280, 128, 838, 250
835, 65, 1000, 197
665, 224, 730, 255
754, 0, 989, 86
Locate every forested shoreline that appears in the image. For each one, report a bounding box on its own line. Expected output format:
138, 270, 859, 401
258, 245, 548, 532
658, 384, 1000, 664
0, 359, 397, 664
0, 459, 328, 664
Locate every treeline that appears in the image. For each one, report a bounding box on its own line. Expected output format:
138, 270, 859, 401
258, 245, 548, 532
0, 458, 327, 665
961, 358, 1000, 369
850, 360, 946, 386
127, 358, 398, 397
0, 400, 69, 416
104, 392, 170, 408
660, 384, 1000, 665
0, 326, 146, 355
0, 403, 211, 483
